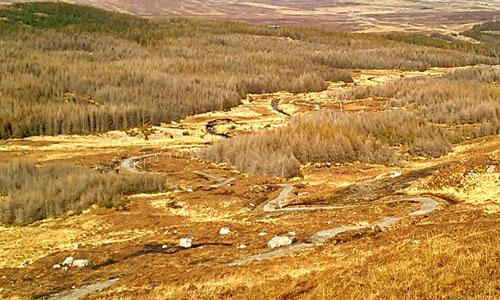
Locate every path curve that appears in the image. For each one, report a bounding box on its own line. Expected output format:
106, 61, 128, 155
121, 153, 160, 174
271, 99, 291, 117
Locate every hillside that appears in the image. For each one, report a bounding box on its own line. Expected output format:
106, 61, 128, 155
5, 0, 500, 33
1, 2, 499, 139
0, 2, 499, 300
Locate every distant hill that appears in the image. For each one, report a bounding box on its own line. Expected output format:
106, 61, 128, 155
3, 0, 500, 32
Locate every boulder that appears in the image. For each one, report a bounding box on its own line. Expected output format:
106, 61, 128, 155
267, 236, 293, 248
72, 259, 88, 268
179, 237, 193, 248
219, 227, 231, 235
62, 256, 73, 266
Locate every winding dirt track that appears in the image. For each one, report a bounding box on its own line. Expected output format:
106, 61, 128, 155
229, 185, 439, 266
121, 156, 440, 266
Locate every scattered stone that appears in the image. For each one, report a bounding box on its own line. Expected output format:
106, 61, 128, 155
237, 244, 247, 249
163, 230, 169, 235
162, 245, 168, 249
468, 171, 478, 178
62, 256, 74, 266
267, 236, 293, 248
390, 172, 401, 178
72, 285, 76, 289
179, 237, 193, 248
487, 165, 496, 173
187, 188, 193, 193
219, 227, 231, 235
72, 259, 89, 268
173, 229, 178, 234
258, 232, 268, 236
53, 264, 61, 269
249, 203, 255, 207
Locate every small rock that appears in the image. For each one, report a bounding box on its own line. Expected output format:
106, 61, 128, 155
72, 285, 76, 289
163, 230, 169, 235
179, 237, 193, 248
62, 266, 68, 271
267, 236, 293, 248
249, 203, 255, 207
288, 231, 296, 236
53, 264, 61, 269
237, 244, 247, 249
486, 165, 496, 173
390, 172, 401, 178
72, 259, 88, 268
219, 227, 231, 235
1, 276, 5, 279
187, 188, 193, 193
352, 212, 357, 215
73, 245, 78, 250
62, 257, 73, 266
258, 232, 268, 236
413, 240, 420, 244
468, 171, 478, 178
162, 245, 168, 249
173, 229, 178, 234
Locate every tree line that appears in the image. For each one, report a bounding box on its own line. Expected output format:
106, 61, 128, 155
0, 160, 170, 225
1, 2, 499, 139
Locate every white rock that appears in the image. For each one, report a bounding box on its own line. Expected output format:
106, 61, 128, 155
187, 188, 193, 192
258, 232, 268, 236
267, 236, 293, 248
219, 227, 231, 235
53, 264, 61, 269
173, 229, 178, 234
72, 259, 88, 268
179, 237, 193, 248
73, 245, 78, 250
288, 231, 296, 236
163, 230, 169, 235
468, 171, 478, 178
162, 244, 168, 249
487, 165, 496, 173
62, 256, 73, 266
390, 172, 401, 178
237, 244, 247, 249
